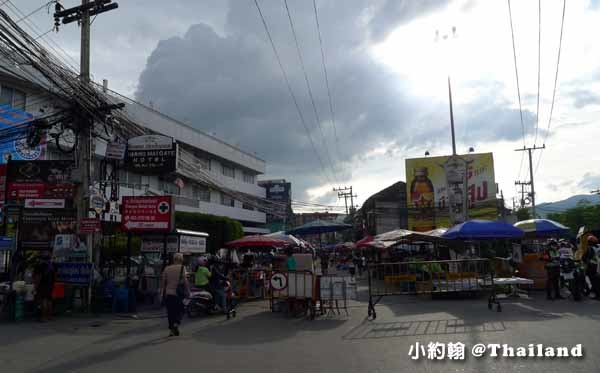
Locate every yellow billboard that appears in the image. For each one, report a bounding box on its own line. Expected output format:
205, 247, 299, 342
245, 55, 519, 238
406, 152, 498, 231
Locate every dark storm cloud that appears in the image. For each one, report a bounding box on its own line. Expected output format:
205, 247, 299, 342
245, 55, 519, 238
135, 0, 529, 201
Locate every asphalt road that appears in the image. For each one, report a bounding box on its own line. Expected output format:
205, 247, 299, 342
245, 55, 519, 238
1, 291, 600, 373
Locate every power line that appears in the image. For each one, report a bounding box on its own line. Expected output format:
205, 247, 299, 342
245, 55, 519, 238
283, 0, 338, 184
534, 0, 541, 146
15, 1, 55, 24
312, 0, 341, 160
507, 0, 526, 149
534, 0, 566, 176
252, 0, 331, 186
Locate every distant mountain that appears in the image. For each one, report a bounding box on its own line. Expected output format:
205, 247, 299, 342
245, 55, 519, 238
536, 194, 600, 218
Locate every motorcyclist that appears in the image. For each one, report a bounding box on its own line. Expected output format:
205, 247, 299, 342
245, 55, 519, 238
582, 235, 600, 300
194, 257, 211, 292
542, 239, 563, 300
208, 258, 229, 313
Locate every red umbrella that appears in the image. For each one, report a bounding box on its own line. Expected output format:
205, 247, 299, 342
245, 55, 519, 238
226, 235, 289, 248
356, 235, 374, 248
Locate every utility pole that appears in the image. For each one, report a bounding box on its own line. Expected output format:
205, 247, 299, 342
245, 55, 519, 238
448, 75, 456, 155
514, 180, 531, 208
54, 0, 119, 306
333, 186, 357, 215
515, 145, 545, 218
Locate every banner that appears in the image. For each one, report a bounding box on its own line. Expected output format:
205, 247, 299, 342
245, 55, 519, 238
19, 209, 77, 250
406, 153, 497, 231
6, 160, 76, 203
54, 262, 92, 286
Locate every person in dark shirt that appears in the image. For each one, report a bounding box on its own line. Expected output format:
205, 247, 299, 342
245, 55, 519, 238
33, 255, 55, 321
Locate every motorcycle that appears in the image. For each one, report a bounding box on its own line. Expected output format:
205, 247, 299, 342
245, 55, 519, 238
560, 258, 585, 301
184, 281, 236, 319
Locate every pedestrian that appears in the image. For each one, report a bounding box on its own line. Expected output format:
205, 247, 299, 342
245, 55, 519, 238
162, 253, 190, 337
582, 235, 600, 300
33, 253, 55, 322
209, 260, 228, 313
541, 240, 563, 300
194, 257, 211, 292
286, 251, 297, 271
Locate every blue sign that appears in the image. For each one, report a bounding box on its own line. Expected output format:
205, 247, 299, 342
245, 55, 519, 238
54, 262, 93, 286
0, 237, 13, 251
0, 105, 45, 163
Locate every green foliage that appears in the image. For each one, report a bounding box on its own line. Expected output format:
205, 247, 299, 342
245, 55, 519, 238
516, 208, 531, 221
547, 203, 600, 234
175, 211, 243, 252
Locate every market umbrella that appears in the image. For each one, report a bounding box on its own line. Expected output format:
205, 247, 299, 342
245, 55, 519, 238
374, 229, 418, 242
287, 219, 352, 249
265, 231, 304, 247
514, 219, 570, 235
442, 220, 525, 240
225, 235, 289, 248
356, 235, 374, 248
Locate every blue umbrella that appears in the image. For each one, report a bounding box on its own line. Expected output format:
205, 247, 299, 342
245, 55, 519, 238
442, 220, 525, 240
287, 219, 352, 249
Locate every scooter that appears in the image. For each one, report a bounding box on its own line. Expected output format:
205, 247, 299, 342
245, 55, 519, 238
560, 258, 585, 301
184, 282, 236, 319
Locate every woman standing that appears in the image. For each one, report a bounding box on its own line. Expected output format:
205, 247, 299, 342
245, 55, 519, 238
162, 253, 190, 336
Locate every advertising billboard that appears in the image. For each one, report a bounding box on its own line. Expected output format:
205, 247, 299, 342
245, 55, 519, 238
405, 153, 497, 231
126, 135, 177, 175
265, 182, 291, 202
0, 105, 46, 164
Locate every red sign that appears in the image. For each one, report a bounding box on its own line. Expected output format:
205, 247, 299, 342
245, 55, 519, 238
80, 218, 102, 234
6, 182, 75, 200
121, 196, 173, 232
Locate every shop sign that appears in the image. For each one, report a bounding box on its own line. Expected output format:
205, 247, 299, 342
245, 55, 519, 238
79, 218, 102, 234
126, 135, 177, 175
20, 209, 77, 250
179, 235, 207, 254
24, 198, 65, 209
141, 235, 178, 253
54, 262, 92, 286
6, 160, 76, 203
105, 142, 127, 160
121, 196, 173, 232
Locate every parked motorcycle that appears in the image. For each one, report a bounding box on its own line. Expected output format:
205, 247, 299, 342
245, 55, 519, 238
560, 258, 585, 301
184, 282, 236, 319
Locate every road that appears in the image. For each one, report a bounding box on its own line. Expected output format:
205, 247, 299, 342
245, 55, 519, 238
1, 292, 599, 373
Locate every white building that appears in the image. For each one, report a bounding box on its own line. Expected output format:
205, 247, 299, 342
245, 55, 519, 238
0, 69, 269, 234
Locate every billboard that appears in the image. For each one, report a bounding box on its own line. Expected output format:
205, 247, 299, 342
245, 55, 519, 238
405, 153, 497, 231
264, 182, 291, 202
5, 160, 76, 204
0, 105, 46, 164
126, 135, 177, 175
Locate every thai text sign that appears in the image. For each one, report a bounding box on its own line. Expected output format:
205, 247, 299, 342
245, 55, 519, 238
121, 196, 173, 232
54, 262, 92, 286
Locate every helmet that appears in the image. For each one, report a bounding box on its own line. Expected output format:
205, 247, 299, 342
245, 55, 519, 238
547, 239, 558, 248
587, 235, 599, 244
197, 256, 208, 266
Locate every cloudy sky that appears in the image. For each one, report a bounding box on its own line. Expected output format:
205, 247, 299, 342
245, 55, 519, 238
13, 0, 600, 211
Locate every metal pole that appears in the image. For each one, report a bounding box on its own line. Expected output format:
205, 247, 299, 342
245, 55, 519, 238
527, 148, 536, 218
448, 76, 457, 155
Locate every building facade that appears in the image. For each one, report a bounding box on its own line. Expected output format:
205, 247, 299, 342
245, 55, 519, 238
358, 181, 408, 236
257, 179, 293, 232
0, 70, 269, 234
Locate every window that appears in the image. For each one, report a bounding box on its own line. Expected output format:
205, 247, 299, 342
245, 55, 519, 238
221, 194, 235, 207
159, 179, 180, 195
243, 172, 255, 184
242, 203, 254, 211
118, 170, 143, 190
222, 164, 235, 178
198, 157, 210, 171
193, 184, 211, 202
0, 85, 26, 110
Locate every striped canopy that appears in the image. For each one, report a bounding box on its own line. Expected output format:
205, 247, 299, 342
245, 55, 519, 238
514, 219, 570, 235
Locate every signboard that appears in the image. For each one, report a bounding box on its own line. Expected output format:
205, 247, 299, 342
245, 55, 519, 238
264, 182, 291, 202
270, 272, 288, 291
0, 237, 14, 251
179, 235, 207, 254
24, 198, 65, 209
0, 164, 5, 207
79, 218, 102, 234
0, 105, 46, 164
6, 160, 76, 203
121, 196, 173, 232
54, 262, 92, 286
20, 209, 77, 250
105, 142, 127, 160
406, 153, 497, 232
126, 135, 177, 175
141, 235, 179, 253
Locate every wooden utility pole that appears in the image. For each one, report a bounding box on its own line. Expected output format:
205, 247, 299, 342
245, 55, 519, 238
515, 145, 545, 217
333, 186, 357, 215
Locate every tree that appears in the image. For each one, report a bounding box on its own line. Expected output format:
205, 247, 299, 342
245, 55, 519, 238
516, 208, 531, 221
547, 203, 600, 235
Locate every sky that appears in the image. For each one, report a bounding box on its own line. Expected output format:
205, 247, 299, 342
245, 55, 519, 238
10, 0, 600, 212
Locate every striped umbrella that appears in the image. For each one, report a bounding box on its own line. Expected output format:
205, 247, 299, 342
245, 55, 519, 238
514, 219, 570, 235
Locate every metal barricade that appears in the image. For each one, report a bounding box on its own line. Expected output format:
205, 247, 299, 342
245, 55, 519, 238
269, 270, 316, 318
367, 259, 494, 319
318, 274, 357, 316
